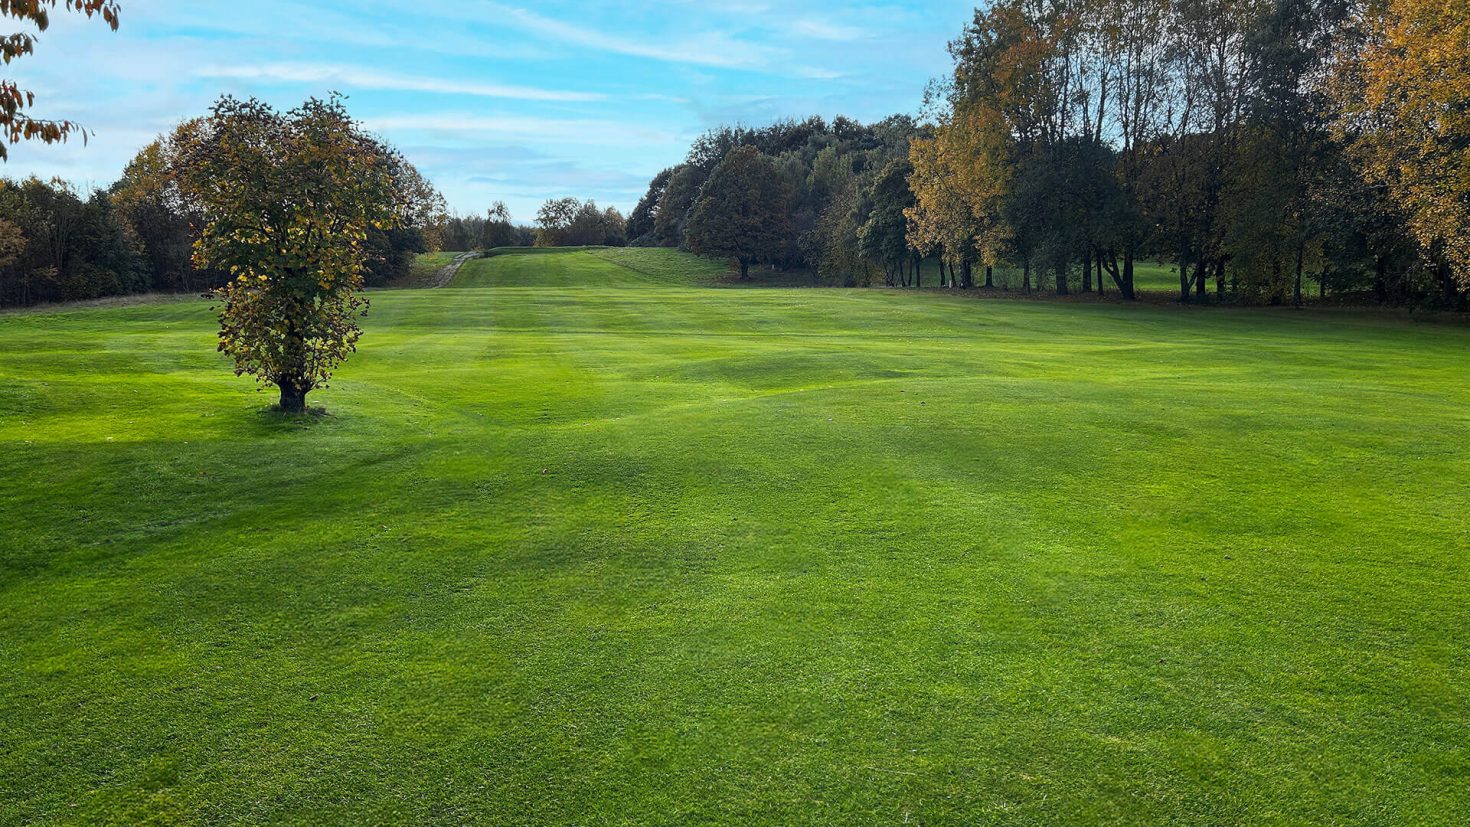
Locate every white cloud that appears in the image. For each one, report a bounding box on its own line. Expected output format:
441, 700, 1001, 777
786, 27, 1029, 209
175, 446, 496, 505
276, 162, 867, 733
794, 66, 846, 80
486, 3, 782, 71
789, 18, 867, 41
363, 113, 682, 149
197, 63, 605, 102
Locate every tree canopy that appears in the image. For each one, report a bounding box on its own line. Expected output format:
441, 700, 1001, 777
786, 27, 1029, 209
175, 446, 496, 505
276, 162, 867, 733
683, 146, 792, 280
172, 95, 443, 412
1, 0, 119, 160
627, 0, 1468, 307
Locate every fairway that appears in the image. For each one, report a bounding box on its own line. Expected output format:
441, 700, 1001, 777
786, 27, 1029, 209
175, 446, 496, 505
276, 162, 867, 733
3, 250, 1468, 823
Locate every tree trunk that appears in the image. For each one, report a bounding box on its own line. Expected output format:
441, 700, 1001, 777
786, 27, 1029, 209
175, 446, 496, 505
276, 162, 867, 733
1055, 261, 1068, 295
1215, 257, 1226, 299
1082, 250, 1093, 293
1438, 259, 1458, 305
1194, 259, 1206, 299
1023, 259, 1031, 293
1179, 256, 1191, 303
740, 258, 750, 280
278, 379, 307, 413
914, 254, 922, 288
1122, 251, 1135, 300
960, 259, 972, 289
1293, 241, 1304, 308
984, 264, 993, 289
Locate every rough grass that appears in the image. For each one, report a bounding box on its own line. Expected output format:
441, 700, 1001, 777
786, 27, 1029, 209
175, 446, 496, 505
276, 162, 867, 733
2, 249, 1467, 824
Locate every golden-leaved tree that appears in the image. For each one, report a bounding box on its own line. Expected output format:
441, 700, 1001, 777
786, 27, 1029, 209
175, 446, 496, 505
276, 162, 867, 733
1335, 0, 1470, 292
174, 95, 443, 412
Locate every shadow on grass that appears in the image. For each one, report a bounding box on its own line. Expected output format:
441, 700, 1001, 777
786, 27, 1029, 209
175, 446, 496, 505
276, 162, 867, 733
251, 404, 334, 432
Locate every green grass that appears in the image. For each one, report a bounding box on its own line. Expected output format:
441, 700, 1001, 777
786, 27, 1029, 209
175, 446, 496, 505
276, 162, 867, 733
453, 247, 729, 288
980, 260, 1252, 294
3, 249, 1468, 824
400, 251, 465, 288
414, 251, 461, 270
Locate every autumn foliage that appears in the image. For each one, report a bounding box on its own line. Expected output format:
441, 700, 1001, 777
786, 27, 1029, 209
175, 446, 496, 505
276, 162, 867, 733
1, 0, 119, 160
1335, 0, 1470, 291
630, 0, 1470, 306
171, 95, 443, 412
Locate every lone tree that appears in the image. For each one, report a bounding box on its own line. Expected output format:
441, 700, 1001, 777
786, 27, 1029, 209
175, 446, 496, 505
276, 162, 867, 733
174, 95, 441, 412
684, 146, 790, 279
2, 0, 120, 160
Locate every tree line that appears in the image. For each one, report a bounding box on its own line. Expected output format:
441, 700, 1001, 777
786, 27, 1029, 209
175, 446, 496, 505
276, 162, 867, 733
436, 197, 630, 251
629, 0, 1469, 307
437, 202, 535, 252
533, 198, 627, 248
0, 140, 444, 308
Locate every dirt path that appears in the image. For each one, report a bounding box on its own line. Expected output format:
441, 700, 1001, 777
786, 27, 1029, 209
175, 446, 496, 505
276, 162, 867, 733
426, 252, 478, 288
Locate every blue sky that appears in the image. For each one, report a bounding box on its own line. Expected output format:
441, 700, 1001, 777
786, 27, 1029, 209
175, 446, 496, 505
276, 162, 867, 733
9, 1, 975, 221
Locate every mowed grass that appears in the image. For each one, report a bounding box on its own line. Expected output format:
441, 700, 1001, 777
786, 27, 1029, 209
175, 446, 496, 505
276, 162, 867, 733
2, 249, 1468, 824
453, 247, 731, 288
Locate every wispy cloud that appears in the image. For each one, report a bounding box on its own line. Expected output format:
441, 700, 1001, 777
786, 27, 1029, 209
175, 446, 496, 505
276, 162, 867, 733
486, 3, 781, 70
16, 0, 976, 218
363, 113, 682, 149
198, 63, 605, 102
789, 18, 867, 41
794, 66, 846, 80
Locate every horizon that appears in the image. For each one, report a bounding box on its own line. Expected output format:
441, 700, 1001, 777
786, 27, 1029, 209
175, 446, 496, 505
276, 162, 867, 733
5, 0, 975, 222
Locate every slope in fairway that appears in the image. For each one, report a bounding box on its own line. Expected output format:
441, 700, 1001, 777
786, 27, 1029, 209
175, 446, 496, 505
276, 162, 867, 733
451, 247, 729, 288
2, 250, 1468, 823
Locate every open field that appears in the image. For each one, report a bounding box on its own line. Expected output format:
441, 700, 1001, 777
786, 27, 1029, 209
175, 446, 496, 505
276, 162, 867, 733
2, 249, 1467, 823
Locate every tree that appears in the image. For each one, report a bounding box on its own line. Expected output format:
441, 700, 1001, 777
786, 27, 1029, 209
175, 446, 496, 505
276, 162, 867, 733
534, 197, 579, 247
112, 129, 213, 292
684, 146, 791, 279
478, 201, 517, 249
0, 214, 21, 305
907, 129, 982, 288
1334, 0, 1470, 298
2, 0, 119, 160
627, 167, 672, 243
598, 205, 627, 246
1095, 0, 1177, 299
533, 198, 624, 247
814, 176, 871, 285
0, 175, 139, 304
653, 164, 705, 247
173, 95, 438, 412
858, 157, 917, 285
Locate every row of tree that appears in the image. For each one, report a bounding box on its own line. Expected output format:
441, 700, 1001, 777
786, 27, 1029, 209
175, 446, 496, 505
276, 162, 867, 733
435, 198, 630, 252
629, 115, 927, 285
0, 180, 640, 308
437, 202, 534, 251
533, 198, 627, 247
0, 150, 442, 308
629, 0, 1469, 306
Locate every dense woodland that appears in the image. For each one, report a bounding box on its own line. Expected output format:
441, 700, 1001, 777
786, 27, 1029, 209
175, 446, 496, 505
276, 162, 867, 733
632, 0, 1469, 306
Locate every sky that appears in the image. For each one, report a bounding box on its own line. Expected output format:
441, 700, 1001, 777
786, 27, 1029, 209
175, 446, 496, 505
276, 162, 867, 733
8, 1, 977, 222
